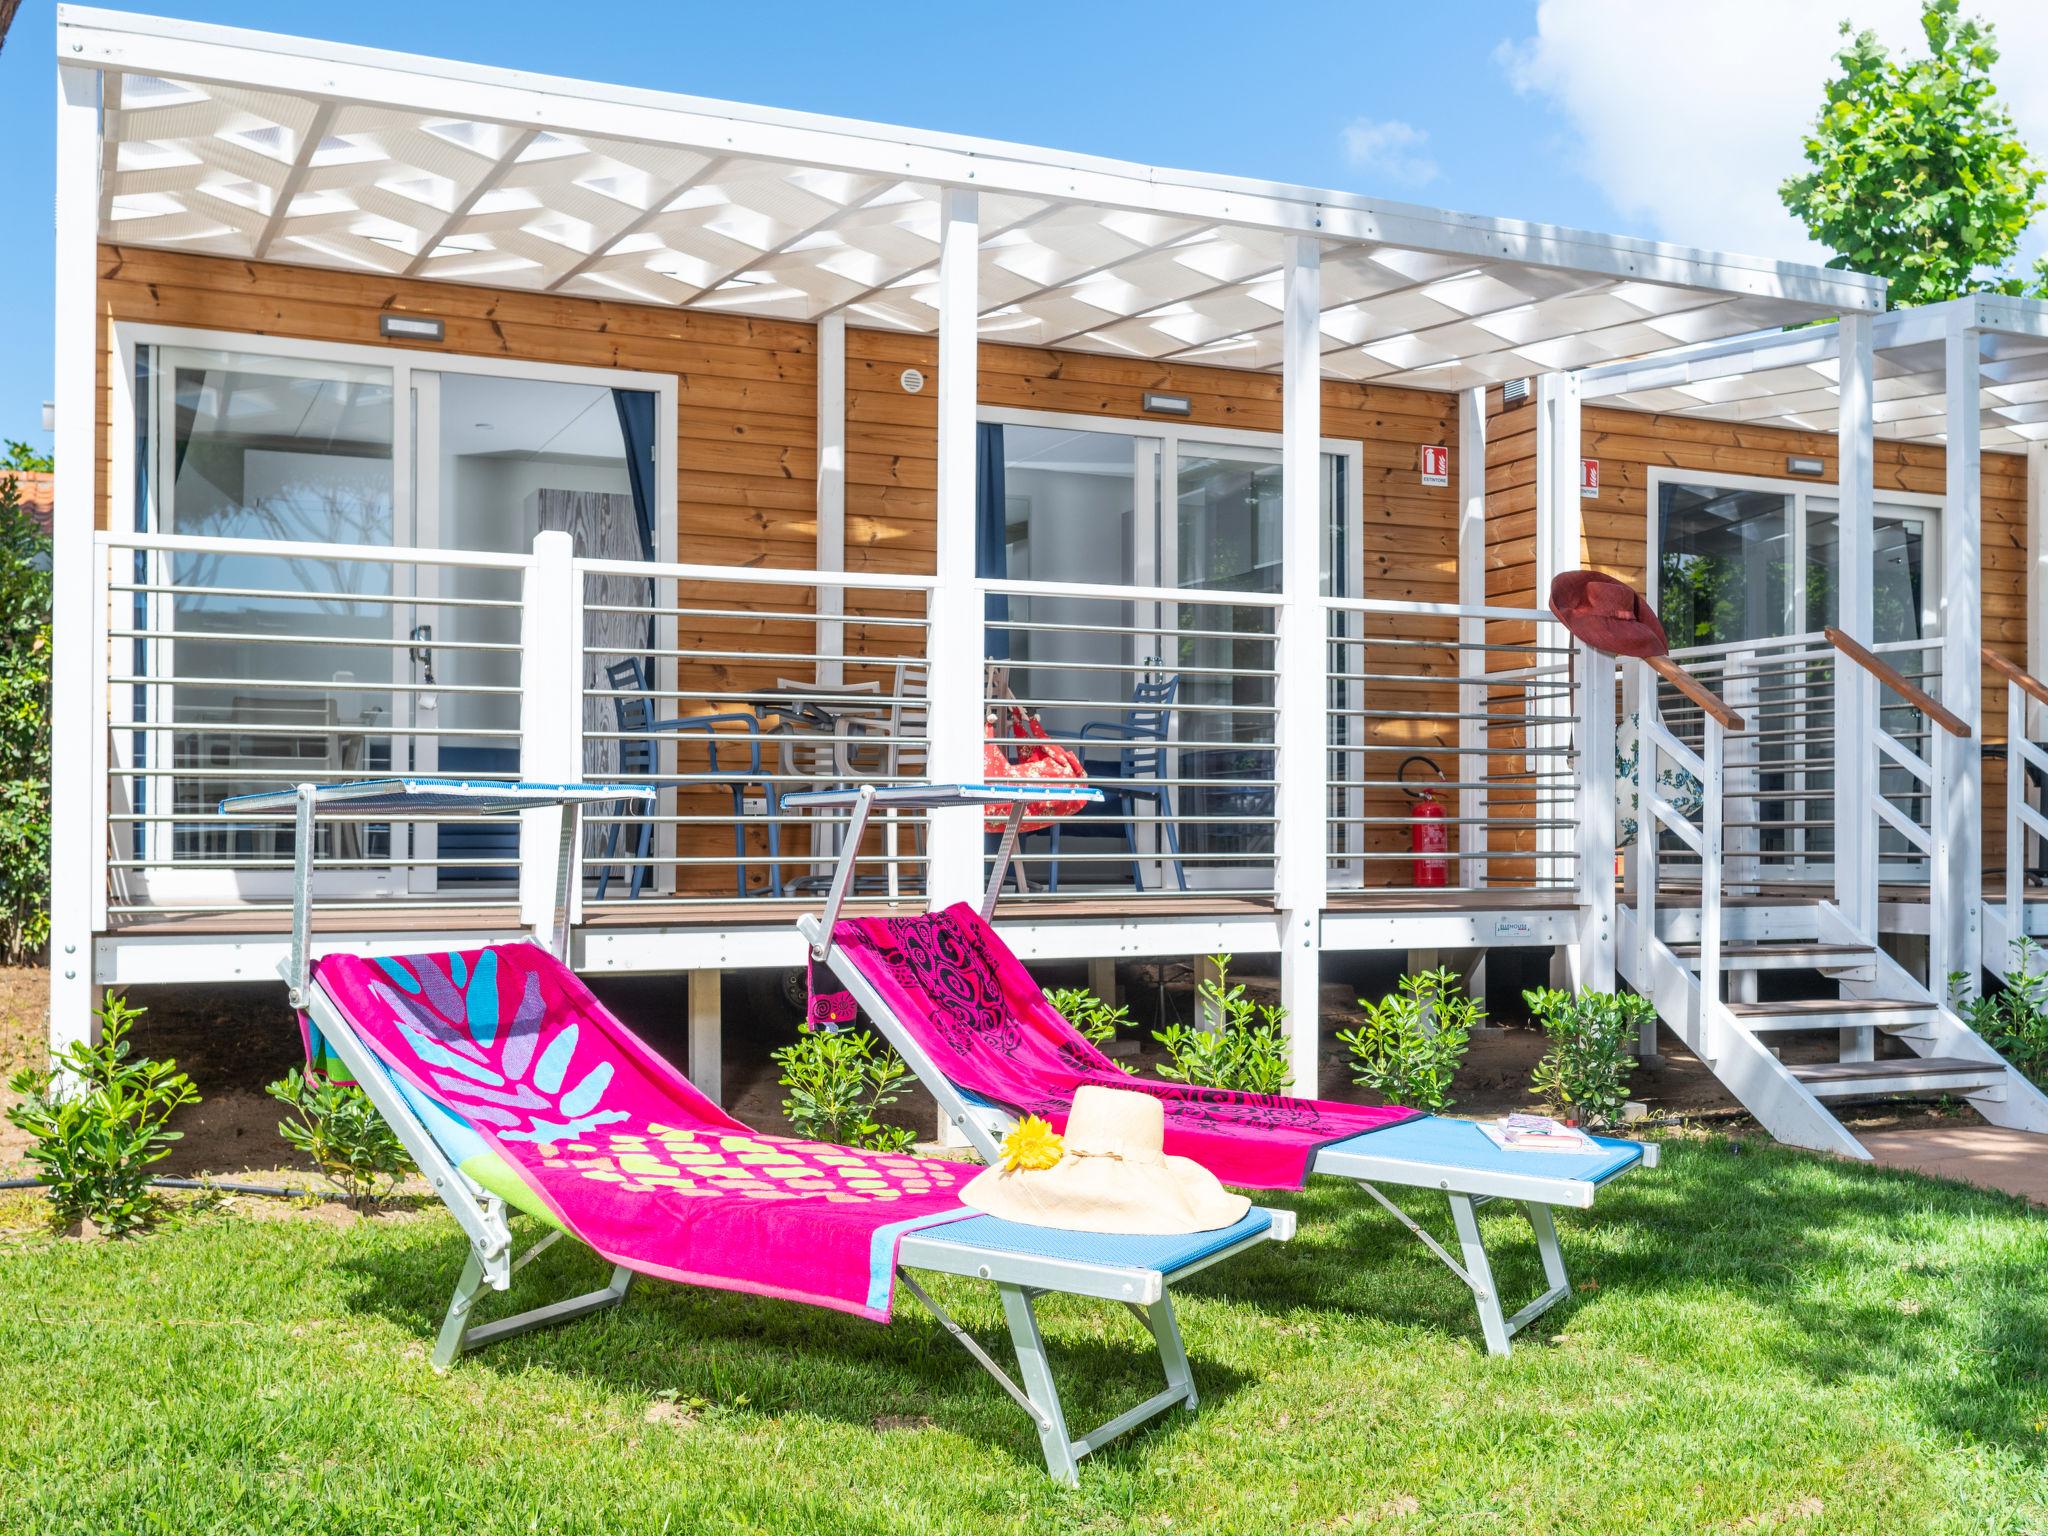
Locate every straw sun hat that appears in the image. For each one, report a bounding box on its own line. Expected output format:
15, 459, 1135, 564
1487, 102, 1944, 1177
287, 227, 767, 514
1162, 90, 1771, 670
961, 1086, 1251, 1235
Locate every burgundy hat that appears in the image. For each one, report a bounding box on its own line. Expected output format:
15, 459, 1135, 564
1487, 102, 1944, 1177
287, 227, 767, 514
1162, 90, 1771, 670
1547, 570, 1668, 658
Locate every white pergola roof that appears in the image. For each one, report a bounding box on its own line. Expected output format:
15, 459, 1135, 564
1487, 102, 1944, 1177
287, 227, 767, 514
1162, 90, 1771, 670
61, 6, 1884, 392
1581, 294, 2048, 448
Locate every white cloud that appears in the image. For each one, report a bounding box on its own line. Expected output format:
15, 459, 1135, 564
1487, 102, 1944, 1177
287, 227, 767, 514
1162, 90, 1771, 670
1340, 117, 1439, 188
1498, 0, 2048, 268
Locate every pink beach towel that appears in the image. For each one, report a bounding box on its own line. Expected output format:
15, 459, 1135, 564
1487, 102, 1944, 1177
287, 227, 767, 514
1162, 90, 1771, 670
310, 943, 970, 1321
835, 905, 1419, 1189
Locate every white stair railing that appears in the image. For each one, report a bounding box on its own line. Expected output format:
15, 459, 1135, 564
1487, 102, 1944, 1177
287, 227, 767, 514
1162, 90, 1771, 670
1625, 654, 1740, 1060
1987, 648, 2048, 969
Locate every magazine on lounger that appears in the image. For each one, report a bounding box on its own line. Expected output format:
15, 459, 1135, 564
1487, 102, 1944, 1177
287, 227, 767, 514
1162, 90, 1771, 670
1478, 1113, 1600, 1154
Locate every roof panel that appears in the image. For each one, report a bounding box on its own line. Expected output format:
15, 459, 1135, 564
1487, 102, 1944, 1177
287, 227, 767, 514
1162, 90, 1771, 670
72, 11, 1879, 389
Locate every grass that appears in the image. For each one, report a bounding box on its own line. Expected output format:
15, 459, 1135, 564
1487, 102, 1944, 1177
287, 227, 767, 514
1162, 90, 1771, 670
0, 1134, 2045, 1535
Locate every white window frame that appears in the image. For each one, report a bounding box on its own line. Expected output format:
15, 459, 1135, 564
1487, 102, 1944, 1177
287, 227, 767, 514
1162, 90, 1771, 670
1644, 465, 1943, 642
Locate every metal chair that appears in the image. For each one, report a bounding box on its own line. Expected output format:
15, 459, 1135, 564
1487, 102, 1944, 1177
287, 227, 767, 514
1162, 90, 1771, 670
1038, 674, 1185, 893
593, 658, 784, 900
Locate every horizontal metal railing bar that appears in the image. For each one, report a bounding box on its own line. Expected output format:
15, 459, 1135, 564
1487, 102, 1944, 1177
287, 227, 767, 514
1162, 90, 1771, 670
578, 555, 939, 591
108, 674, 519, 696
1347, 849, 1581, 861
111, 722, 520, 738
980, 657, 1279, 680
585, 603, 929, 628
101, 531, 534, 571
110, 857, 519, 871
1324, 670, 1575, 690
1335, 708, 1579, 726
1334, 816, 1578, 829
1322, 596, 1559, 624
978, 575, 1285, 609
112, 583, 523, 610
107, 899, 522, 916
992, 696, 1279, 717
111, 627, 523, 653
995, 618, 1275, 644
113, 767, 521, 782
1336, 635, 1577, 656
586, 646, 930, 668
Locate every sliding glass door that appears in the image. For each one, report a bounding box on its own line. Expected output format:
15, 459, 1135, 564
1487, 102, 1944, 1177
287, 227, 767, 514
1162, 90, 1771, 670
988, 413, 1357, 891
129, 335, 662, 903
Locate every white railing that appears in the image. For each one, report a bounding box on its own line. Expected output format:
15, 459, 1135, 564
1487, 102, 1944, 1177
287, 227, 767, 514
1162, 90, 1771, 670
571, 553, 938, 910
97, 530, 534, 917
1994, 652, 2048, 937
1625, 654, 1735, 1056
979, 576, 1284, 903
92, 530, 1646, 932
1322, 598, 1583, 895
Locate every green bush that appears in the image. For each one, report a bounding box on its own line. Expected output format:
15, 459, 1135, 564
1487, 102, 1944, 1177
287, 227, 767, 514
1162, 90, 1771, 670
266, 1068, 415, 1209
1523, 987, 1654, 1130
1044, 985, 1137, 1073
1337, 967, 1480, 1113
772, 1024, 918, 1152
1154, 955, 1292, 1094
5, 994, 199, 1235
0, 462, 52, 964
1952, 941, 2048, 1086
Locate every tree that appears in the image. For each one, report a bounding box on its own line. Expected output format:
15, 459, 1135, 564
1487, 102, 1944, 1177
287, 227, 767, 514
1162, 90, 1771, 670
1781, 0, 2046, 308
0, 459, 52, 962
2, 441, 51, 474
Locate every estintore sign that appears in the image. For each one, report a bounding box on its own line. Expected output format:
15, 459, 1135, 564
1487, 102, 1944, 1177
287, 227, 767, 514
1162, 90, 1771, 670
1419, 445, 1449, 486
1581, 458, 1600, 499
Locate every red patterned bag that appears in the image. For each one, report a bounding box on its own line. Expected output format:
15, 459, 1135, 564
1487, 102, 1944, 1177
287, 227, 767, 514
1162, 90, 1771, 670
983, 706, 1089, 833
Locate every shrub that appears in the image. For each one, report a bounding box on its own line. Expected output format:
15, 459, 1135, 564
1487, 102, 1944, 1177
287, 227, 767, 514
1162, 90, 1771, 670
772, 1024, 918, 1152
266, 1068, 415, 1209
1523, 987, 1654, 1130
1154, 955, 1292, 1094
1044, 985, 1137, 1073
0, 464, 52, 964
1951, 941, 2048, 1086
1337, 967, 1480, 1112
5, 994, 199, 1236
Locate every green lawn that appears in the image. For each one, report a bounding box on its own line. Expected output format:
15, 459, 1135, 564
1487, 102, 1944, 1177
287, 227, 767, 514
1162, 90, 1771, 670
1, 1136, 2045, 1536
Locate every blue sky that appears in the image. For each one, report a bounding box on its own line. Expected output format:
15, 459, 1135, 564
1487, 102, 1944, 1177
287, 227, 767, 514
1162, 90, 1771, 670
4, 0, 2046, 460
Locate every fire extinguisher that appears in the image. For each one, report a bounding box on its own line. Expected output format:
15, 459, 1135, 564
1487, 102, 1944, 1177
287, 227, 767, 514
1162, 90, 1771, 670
1399, 755, 1450, 888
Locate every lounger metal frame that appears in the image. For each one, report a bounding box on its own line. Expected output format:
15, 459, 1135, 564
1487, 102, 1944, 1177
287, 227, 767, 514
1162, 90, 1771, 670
792, 783, 1655, 1358
236, 777, 1288, 1482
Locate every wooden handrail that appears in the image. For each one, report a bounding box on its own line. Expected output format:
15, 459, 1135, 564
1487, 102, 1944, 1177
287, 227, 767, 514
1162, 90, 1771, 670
1645, 654, 1746, 732
1983, 645, 2048, 710
1824, 627, 1970, 738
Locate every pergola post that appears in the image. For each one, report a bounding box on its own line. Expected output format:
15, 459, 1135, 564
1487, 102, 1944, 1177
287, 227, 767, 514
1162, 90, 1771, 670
1938, 314, 1983, 994
2029, 439, 2048, 739
925, 187, 982, 909
1457, 385, 1488, 894
1534, 371, 1582, 594
815, 312, 847, 689
1833, 313, 1878, 941
48, 64, 103, 1058
1276, 234, 1326, 1095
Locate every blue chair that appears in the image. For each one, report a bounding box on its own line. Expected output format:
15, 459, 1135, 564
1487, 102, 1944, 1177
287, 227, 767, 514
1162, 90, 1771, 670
1036, 674, 1186, 893
594, 658, 784, 900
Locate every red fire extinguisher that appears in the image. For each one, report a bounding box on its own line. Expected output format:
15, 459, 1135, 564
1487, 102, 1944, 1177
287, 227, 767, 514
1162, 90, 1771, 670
1399, 755, 1450, 888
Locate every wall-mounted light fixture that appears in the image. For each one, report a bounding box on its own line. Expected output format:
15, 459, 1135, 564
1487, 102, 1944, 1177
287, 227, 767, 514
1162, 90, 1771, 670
1142, 391, 1192, 416
1786, 455, 1826, 477
379, 314, 446, 343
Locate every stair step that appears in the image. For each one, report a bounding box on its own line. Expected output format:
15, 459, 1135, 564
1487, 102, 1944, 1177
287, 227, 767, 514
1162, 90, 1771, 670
1789, 1056, 2007, 1101
1728, 998, 1936, 1031
1668, 942, 1874, 972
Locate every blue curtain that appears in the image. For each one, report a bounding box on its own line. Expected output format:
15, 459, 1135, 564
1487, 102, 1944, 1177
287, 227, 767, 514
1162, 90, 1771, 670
976, 422, 1010, 662
612, 390, 658, 560
612, 389, 660, 671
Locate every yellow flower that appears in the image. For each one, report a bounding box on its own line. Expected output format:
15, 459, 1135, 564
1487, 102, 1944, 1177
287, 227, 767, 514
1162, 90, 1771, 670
999, 1116, 1064, 1173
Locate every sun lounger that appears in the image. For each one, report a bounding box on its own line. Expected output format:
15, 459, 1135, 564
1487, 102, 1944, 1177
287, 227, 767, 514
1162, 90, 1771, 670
227, 779, 1289, 1483
811, 901, 1650, 1355
783, 782, 1653, 1359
